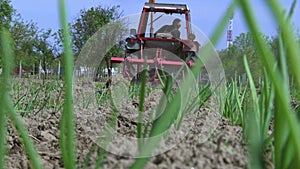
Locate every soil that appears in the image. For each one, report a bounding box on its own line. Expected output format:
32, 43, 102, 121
5, 78, 248, 169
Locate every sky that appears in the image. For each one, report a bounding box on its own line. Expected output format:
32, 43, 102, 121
10, 0, 300, 50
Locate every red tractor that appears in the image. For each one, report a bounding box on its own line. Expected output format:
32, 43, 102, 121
110, 1, 200, 84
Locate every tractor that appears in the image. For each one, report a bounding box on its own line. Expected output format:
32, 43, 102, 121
110, 1, 201, 85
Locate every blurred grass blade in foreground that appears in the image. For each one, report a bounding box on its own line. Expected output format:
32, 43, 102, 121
58, 0, 76, 168
239, 0, 300, 168
0, 30, 43, 169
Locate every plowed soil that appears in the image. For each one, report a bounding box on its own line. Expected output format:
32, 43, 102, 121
5, 78, 247, 169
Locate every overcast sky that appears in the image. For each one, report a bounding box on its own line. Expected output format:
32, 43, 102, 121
11, 0, 300, 50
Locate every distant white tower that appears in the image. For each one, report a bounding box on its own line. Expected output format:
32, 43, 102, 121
227, 14, 234, 48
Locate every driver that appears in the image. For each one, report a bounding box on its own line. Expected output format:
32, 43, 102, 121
155, 18, 181, 38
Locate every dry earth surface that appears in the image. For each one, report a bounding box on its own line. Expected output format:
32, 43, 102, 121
6, 78, 247, 168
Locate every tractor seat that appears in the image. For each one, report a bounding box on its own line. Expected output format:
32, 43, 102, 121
156, 33, 173, 38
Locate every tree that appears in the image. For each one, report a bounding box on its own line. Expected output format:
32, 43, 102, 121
75, 20, 127, 80
10, 14, 57, 74
3, 1, 76, 75
69, 5, 127, 81
71, 5, 122, 55
219, 45, 240, 80
219, 32, 264, 84
0, 0, 14, 29
10, 15, 39, 71
0, 0, 14, 68
35, 29, 57, 74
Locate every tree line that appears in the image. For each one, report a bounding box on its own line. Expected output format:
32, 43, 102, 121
0, 0, 123, 76
219, 32, 300, 85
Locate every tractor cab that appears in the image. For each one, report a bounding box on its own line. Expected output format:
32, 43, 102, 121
137, 3, 191, 38
110, 2, 200, 82
127, 2, 200, 60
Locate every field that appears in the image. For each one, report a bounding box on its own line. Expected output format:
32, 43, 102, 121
5, 77, 248, 169
1, 0, 300, 169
